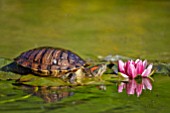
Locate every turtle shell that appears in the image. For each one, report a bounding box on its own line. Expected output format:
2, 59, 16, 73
14, 47, 88, 77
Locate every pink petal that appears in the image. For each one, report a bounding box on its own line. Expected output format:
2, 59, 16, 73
118, 82, 125, 93
130, 60, 135, 65
141, 64, 153, 77
126, 79, 136, 95
118, 60, 125, 73
135, 59, 140, 64
127, 63, 137, 78
119, 72, 129, 78
142, 78, 152, 90
143, 60, 147, 68
136, 84, 143, 97
136, 60, 144, 75
125, 60, 132, 71
124, 62, 128, 73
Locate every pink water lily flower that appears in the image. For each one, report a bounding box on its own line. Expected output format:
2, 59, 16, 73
118, 59, 153, 79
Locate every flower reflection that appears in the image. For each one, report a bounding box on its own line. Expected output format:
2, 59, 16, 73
118, 78, 152, 97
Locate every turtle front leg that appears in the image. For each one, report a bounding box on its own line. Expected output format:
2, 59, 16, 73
68, 68, 86, 85
76, 68, 86, 85
68, 73, 76, 84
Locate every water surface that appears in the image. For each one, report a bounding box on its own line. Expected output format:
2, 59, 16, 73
0, 0, 170, 113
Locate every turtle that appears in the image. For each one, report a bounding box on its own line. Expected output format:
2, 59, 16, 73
13, 47, 107, 84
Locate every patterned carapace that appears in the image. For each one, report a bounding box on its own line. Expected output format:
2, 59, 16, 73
14, 47, 88, 77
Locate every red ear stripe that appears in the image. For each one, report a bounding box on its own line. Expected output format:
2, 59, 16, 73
90, 66, 99, 72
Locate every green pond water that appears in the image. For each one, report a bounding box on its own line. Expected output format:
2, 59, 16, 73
0, 0, 170, 113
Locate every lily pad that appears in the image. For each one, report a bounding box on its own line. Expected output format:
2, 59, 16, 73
17, 74, 69, 86
0, 71, 21, 80
16, 73, 120, 87
153, 63, 170, 75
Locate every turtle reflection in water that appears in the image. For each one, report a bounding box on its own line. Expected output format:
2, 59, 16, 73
19, 85, 74, 103
3, 47, 109, 84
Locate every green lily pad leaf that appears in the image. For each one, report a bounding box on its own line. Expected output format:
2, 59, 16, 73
0, 71, 21, 80
81, 74, 120, 85
153, 63, 170, 75
17, 74, 120, 87
17, 74, 69, 86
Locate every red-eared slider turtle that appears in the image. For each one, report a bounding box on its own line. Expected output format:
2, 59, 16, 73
14, 47, 107, 84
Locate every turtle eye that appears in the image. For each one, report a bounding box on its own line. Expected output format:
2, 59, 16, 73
53, 59, 57, 65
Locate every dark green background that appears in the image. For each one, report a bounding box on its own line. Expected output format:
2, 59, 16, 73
0, 0, 169, 61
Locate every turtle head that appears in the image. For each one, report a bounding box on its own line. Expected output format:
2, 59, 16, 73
88, 64, 107, 77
